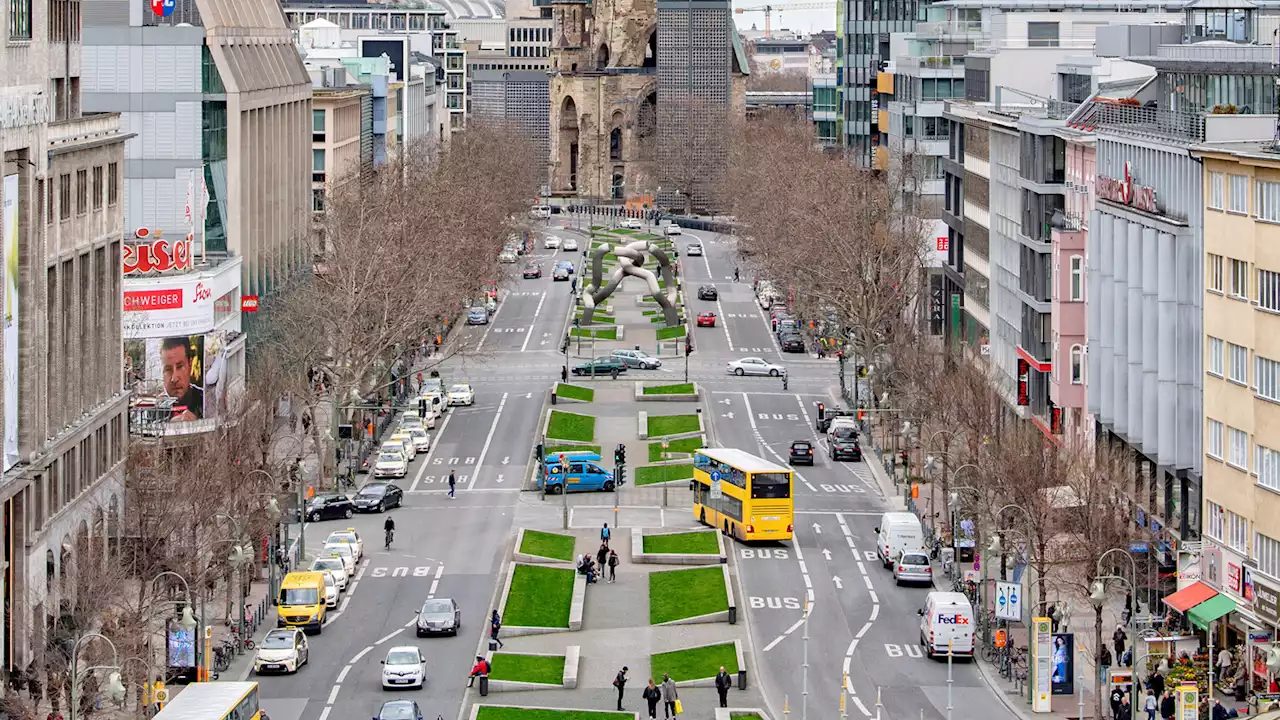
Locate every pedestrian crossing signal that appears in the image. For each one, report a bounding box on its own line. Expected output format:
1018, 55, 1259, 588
418, 399, 427, 418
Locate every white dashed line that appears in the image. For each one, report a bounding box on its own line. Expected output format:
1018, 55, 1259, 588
318, 707, 333, 720
520, 292, 546, 352
467, 392, 507, 491
326, 686, 340, 705
856, 621, 873, 639
336, 666, 351, 683
375, 629, 404, 646
351, 646, 374, 664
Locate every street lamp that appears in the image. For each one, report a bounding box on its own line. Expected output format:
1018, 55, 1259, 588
243, 470, 285, 602
68, 633, 126, 720
1096, 547, 1140, 623
1091, 574, 1135, 720
211, 513, 252, 662
148, 570, 197, 681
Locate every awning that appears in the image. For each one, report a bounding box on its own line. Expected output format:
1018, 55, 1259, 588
1163, 582, 1219, 612
1189, 594, 1238, 630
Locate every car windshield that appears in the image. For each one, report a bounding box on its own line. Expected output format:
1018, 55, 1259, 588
380, 703, 417, 720
379, 454, 402, 463
422, 599, 452, 614
470, 307, 485, 313
451, 385, 469, 393
279, 588, 318, 606
359, 486, 386, 497
387, 650, 419, 665
328, 533, 355, 544
261, 631, 296, 649
313, 559, 342, 572
901, 554, 930, 566
325, 545, 351, 556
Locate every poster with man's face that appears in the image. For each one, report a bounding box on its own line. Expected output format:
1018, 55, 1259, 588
125, 335, 205, 422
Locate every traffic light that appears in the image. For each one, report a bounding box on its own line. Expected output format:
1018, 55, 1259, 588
536, 443, 545, 462
685, 334, 694, 356
816, 403, 826, 421
616, 465, 627, 486
900, 451, 909, 467
615, 443, 627, 465
418, 398, 427, 418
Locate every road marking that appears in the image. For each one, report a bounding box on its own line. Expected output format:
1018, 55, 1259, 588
856, 621, 873, 639
435, 565, 444, 579
755, 297, 784, 355
474, 293, 507, 352
851, 697, 871, 717
375, 629, 404, 645
351, 646, 374, 663
429, 579, 439, 596
468, 392, 507, 491
336, 666, 351, 683
327, 686, 340, 705
521, 292, 547, 352
318, 707, 332, 720
410, 412, 454, 493
741, 393, 816, 491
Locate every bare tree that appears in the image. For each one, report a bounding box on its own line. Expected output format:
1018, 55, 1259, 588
658, 98, 731, 215
747, 69, 810, 92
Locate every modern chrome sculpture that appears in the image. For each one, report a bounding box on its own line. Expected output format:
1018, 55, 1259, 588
581, 239, 679, 326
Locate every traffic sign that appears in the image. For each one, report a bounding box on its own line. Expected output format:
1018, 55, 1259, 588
1129, 542, 1149, 553
710, 479, 723, 500
995, 581, 1021, 621
710, 470, 721, 482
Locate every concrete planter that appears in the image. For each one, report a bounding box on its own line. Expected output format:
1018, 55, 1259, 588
715, 708, 774, 720
541, 409, 595, 447
634, 382, 699, 403
644, 412, 706, 442
469, 705, 638, 720
512, 528, 574, 565
631, 528, 728, 566
482, 647, 581, 691
664, 640, 747, 688
495, 562, 584, 637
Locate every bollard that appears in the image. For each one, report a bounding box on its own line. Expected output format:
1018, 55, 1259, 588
489, 639, 499, 652
738, 669, 747, 690
551, 392, 558, 405
479, 675, 490, 696
729, 605, 737, 625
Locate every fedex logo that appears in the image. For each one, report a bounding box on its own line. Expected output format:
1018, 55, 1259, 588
937, 615, 970, 625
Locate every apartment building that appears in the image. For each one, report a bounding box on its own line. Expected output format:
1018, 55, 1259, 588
311, 84, 369, 212
813, 73, 839, 146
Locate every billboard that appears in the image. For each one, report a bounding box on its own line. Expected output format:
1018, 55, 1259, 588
1051, 633, 1074, 696
3, 174, 17, 471
360, 36, 409, 81
122, 257, 240, 340
126, 335, 206, 422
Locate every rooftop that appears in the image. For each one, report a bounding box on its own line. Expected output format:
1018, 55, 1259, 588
1192, 140, 1280, 162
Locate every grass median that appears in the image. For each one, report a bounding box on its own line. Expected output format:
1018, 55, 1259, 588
570, 327, 618, 340
648, 435, 704, 462
547, 410, 596, 442
477, 708, 633, 720
554, 383, 595, 402
650, 642, 739, 681
487, 653, 565, 685
649, 567, 729, 624
643, 383, 695, 395
647, 414, 700, 437
642, 531, 720, 555
635, 463, 694, 486
520, 530, 576, 561
503, 565, 575, 628
656, 325, 687, 341
544, 443, 601, 455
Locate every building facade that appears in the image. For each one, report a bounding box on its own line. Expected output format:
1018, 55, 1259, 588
471, 69, 550, 170
1048, 132, 1094, 442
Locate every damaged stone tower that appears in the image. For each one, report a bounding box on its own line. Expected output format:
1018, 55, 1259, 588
547, 0, 747, 204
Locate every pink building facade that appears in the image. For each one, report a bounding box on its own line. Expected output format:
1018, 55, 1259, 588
1049, 134, 1096, 445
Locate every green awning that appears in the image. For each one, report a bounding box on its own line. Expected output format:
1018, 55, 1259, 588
1189, 594, 1237, 629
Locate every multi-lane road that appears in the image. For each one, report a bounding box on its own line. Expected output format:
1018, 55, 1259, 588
253, 217, 1017, 720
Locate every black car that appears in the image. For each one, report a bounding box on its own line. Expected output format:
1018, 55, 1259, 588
780, 334, 806, 353
415, 597, 461, 636
572, 357, 628, 376
789, 440, 815, 465
829, 425, 863, 461
304, 493, 355, 522
352, 482, 404, 513
775, 320, 800, 339
697, 285, 718, 301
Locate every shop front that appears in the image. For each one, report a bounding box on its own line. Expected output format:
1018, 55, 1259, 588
1154, 581, 1238, 700
1198, 539, 1280, 697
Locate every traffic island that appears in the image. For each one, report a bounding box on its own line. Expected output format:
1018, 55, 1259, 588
650, 640, 744, 687
497, 563, 584, 636
635, 382, 698, 403
570, 326, 622, 341
554, 383, 595, 403
485, 649, 578, 691
647, 436, 704, 462
472, 706, 637, 720
545, 410, 596, 445
716, 710, 772, 720
648, 566, 734, 625
632, 530, 726, 565
515, 529, 576, 564
545, 443, 602, 456
655, 325, 687, 341
634, 463, 694, 486
640, 412, 704, 441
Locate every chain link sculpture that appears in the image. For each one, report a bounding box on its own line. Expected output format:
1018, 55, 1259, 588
581, 239, 679, 326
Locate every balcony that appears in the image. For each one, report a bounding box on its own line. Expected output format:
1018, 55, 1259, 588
129, 400, 219, 438
914, 21, 983, 38
1093, 103, 1275, 144
917, 100, 946, 117
896, 55, 965, 78
1155, 43, 1276, 65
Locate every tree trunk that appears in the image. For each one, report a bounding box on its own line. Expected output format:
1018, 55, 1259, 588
1096, 605, 1105, 720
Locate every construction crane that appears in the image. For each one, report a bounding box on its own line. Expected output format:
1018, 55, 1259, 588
734, 2, 836, 38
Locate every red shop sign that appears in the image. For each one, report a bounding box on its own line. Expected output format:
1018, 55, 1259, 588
241, 295, 260, 313
123, 235, 193, 275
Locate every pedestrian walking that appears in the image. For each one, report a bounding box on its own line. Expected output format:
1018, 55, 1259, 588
1110, 686, 1125, 720
491, 610, 504, 649
1144, 689, 1158, 720
301, 411, 312, 435
1160, 691, 1176, 720
661, 673, 679, 718
608, 549, 619, 583
1113, 625, 1128, 666
733, 268, 740, 282
642, 679, 662, 719
613, 666, 629, 711
1100, 644, 1112, 687
601, 523, 611, 548
596, 542, 609, 569
715, 666, 732, 708
1120, 694, 1132, 720
1148, 668, 1165, 699
448, 470, 457, 499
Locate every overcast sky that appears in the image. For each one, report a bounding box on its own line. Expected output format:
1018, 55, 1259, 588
731, 1, 838, 37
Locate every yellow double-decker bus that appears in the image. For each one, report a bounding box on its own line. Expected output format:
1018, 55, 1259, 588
154, 681, 261, 720
693, 448, 794, 542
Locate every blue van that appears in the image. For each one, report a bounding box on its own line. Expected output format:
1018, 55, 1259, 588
540, 452, 620, 493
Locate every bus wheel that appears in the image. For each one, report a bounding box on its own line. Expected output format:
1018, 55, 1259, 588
723, 520, 730, 536
603, 480, 616, 491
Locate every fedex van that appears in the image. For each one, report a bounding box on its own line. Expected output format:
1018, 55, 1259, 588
918, 591, 975, 659
875, 512, 925, 568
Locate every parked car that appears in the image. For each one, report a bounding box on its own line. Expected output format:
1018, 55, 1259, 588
304, 493, 354, 522
467, 307, 489, 325
696, 312, 717, 327
522, 263, 542, 279
611, 349, 662, 369
697, 285, 718, 301
572, 357, 628, 376
780, 334, 806, 353
254, 628, 309, 675
789, 440, 815, 466
726, 357, 785, 377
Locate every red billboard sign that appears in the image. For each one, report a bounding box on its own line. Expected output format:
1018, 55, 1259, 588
936, 236, 949, 252
123, 235, 193, 275
241, 295, 260, 313
123, 288, 183, 312
1017, 358, 1030, 406
1097, 162, 1158, 214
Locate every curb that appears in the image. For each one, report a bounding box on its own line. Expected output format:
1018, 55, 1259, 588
631, 528, 726, 565
512, 528, 577, 565
470, 705, 639, 720
654, 639, 747, 688
634, 381, 699, 403
973, 652, 1034, 720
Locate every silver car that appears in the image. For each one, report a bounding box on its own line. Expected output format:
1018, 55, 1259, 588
612, 349, 662, 369
415, 597, 460, 636
893, 551, 934, 587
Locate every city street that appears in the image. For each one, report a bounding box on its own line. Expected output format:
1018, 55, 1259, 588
254, 220, 1017, 720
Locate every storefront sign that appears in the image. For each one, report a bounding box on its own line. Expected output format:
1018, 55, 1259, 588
936, 236, 949, 252
1204, 545, 1223, 589
929, 275, 944, 336
123, 264, 239, 339
241, 296, 259, 313
1228, 561, 1242, 596
1177, 551, 1202, 589
1017, 358, 1030, 406
1050, 405, 1063, 434
0, 87, 51, 131
1255, 579, 1279, 626
1097, 162, 1159, 214
123, 233, 194, 276
1243, 565, 1256, 604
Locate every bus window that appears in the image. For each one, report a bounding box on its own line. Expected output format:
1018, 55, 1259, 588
751, 472, 791, 499
694, 453, 713, 471
730, 469, 747, 488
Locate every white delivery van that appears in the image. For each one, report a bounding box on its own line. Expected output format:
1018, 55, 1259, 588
917, 591, 976, 659
875, 512, 925, 568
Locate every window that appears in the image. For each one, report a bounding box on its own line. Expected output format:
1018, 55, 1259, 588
1069, 345, 1084, 384
1259, 180, 1280, 222
1257, 355, 1280, 401
1209, 253, 1224, 293
1227, 507, 1250, 552
57, 173, 70, 220
1208, 336, 1224, 377
313, 149, 325, 173
1069, 255, 1083, 301
1258, 532, 1280, 579
1207, 500, 1225, 540
1257, 445, 1280, 491
1027, 21, 1060, 47
91, 166, 102, 210
313, 109, 326, 133
312, 188, 325, 213
1232, 258, 1249, 298
1229, 426, 1250, 470
75, 169, 86, 215
9, 0, 30, 39
1229, 342, 1249, 384
1261, 269, 1280, 312
1208, 418, 1225, 460
107, 162, 118, 206
1210, 171, 1225, 210
1229, 174, 1249, 213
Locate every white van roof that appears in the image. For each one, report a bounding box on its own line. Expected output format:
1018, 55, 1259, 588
880, 512, 919, 525
927, 591, 972, 607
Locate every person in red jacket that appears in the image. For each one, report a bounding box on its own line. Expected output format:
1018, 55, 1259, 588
468, 656, 489, 687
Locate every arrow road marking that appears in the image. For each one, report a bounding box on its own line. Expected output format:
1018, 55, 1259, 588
723, 412, 735, 419
720, 397, 733, 405
502, 457, 510, 465
822, 548, 832, 560
832, 575, 843, 589
496, 474, 505, 483
812, 523, 822, 534
467, 392, 507, 491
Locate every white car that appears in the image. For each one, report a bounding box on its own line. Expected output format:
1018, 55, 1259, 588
620, 218, 643, 230
406, 427, 431, 453
322, 543, 357, 575
374, 451, 408, 479
530, 205, 552, 219
388, 433, 417, 460
727, 357, 786, 377
686, 243, 703, 256
400, 413, 435, 432
254, 628, 309, 675
381, 646, 427, 689
311, 557, 348, 590
499, 250, 518, 264
325, 528, 364, 561
665, 223, 683, 236
543, 235, 561, 250
418, 392, 445, 419
319, 570, 340, 608
562, 237, 579, 251
448, 383, 475, 406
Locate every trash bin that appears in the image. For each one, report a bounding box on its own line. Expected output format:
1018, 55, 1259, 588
551, 392, 558, 405
737, 670, 747, 690
479, 675, 490, 696
489, 639, 498, 652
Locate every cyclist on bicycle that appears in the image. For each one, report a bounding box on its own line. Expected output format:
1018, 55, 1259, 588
384, 515, 395, 548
